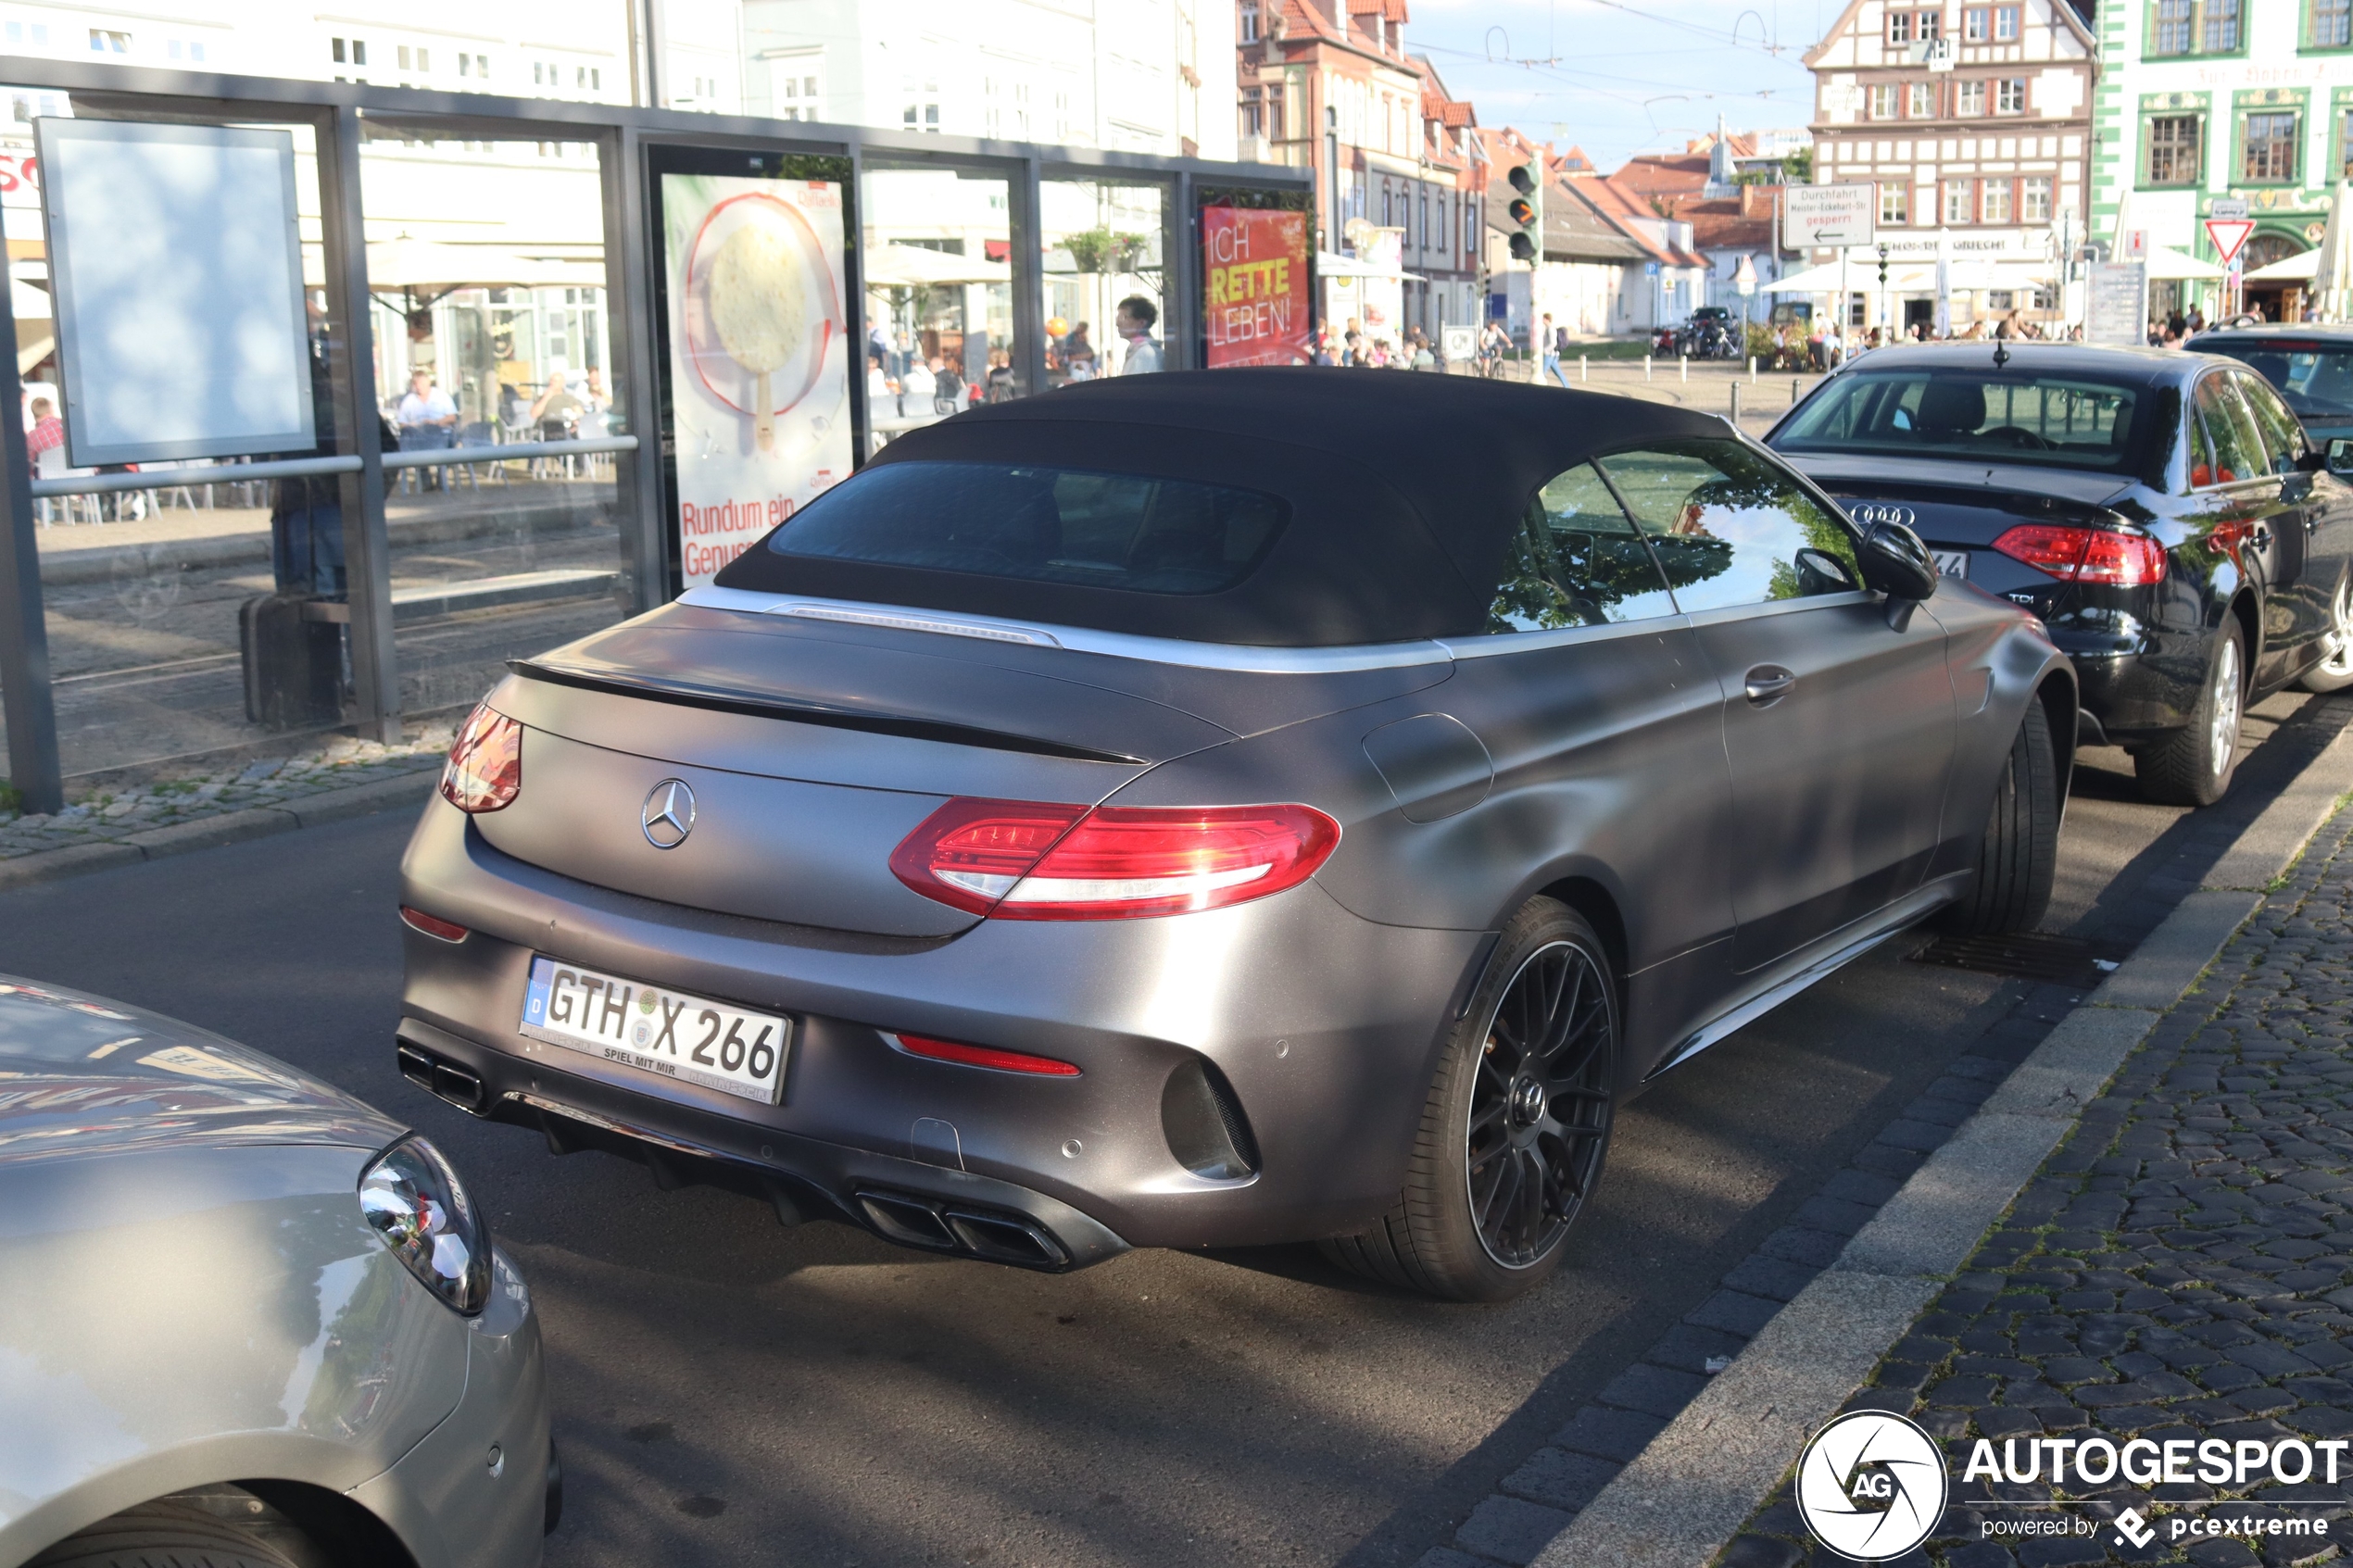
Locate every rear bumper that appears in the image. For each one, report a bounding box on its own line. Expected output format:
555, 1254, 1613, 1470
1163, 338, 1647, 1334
396, 802, 1485, 1260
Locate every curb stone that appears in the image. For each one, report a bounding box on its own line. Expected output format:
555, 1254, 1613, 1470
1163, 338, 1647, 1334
1526, 756, 2353, 1567
0, 771, 436, 890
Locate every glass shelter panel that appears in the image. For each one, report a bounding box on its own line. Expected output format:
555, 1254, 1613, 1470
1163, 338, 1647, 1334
12, 108, 368, 784
1041, 178, 1167, 385
357, 130, 626, 719
862, 163, 1016, 449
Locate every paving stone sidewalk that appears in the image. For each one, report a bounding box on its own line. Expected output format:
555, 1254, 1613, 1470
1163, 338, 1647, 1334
1719, 801, 2353, 1568
0, 721, 452, 861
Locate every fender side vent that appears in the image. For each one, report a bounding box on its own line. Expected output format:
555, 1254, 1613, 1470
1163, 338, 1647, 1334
1161, 1058, 1259, 1180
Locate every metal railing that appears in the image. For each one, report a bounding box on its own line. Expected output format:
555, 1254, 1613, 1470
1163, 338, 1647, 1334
26, 435, 639, 497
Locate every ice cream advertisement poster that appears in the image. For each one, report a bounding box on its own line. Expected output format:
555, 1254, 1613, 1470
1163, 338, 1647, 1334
661, 173, 850, 587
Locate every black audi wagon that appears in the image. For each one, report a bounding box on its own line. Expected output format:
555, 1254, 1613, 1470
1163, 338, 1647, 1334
1768, 343, 2353, 804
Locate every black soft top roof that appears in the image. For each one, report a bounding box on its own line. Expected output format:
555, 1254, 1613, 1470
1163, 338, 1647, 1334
712, 369, 1736, 646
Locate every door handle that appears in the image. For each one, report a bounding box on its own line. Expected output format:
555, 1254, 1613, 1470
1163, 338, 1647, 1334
1743, 666, 1796, 706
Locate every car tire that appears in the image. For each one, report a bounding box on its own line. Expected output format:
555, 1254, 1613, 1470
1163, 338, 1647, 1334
26, 1500, 310, 1568
2299, 577, 2353, 693
1320, 897, 1617, 1303
2137, 621, 2246, 807
1940, 693, 2060, 936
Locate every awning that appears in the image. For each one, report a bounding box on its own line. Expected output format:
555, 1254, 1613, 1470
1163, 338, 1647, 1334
1315, 250, 1423, 282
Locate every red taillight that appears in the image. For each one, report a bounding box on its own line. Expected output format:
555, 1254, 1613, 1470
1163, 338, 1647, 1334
891, 1033, 1082, 1075
890, 798, 1340, 921
440, 702, 522, 813
1992, 523, 2168, 587
399, 906, 468, 942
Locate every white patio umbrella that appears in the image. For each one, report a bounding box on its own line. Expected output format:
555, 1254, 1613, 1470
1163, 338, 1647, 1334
2311, 182, 2353, 320
2145, 245, 2228, 282
862, 242, 1012, 288
2245, 250, 2320, 283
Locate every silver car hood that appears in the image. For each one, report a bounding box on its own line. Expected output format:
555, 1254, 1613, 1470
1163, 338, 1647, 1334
0, 977, 401, 1166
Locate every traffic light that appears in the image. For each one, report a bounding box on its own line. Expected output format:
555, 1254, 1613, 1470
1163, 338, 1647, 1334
1507, 164, 1540, 263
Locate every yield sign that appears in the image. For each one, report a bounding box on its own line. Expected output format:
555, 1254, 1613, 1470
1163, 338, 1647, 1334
2206, 218, 2257, 265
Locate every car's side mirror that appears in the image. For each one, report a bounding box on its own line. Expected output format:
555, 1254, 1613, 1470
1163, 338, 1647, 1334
1856, 520, 1938, 629
2330, 438, 2353, 476
1858, 520, 1939, 598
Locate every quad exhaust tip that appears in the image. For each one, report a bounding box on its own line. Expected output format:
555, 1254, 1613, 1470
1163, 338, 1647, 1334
855, 1188, 1072, 1270
396, 1041, 486, 1114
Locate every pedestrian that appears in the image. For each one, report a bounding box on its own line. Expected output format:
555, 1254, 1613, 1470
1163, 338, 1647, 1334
930, 357, 963, 414
526, 371, 581, 441
25, 395, 63, 478
396, 367, 457, 492
866, 351, 899, 419
899, 356, 935, 414
1539, 313, 1571, 389
1114, 295, 1162, 374
1063, 322, 1097, 380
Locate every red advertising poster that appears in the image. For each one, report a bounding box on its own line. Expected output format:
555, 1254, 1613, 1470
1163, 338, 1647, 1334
1203, 206, 1311, 368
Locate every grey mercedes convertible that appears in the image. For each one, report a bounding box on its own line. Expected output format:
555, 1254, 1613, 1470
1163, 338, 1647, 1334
395, 370, 2073, 1302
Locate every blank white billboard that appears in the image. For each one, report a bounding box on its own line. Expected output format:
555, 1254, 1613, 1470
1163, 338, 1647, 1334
35, 119, 315, 467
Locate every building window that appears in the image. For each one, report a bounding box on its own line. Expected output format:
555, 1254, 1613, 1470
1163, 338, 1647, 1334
2244, 109, 2299, 182
1240, 87, 1263, 137
1419, 189, 1429, 247
2020, 174, 2052, 221
1945, 180, 1974, 222
1982, 177, 2013, 223
1918, 9, 1942, 39
1908, 82, 1936, 116
1963, 6, 1989, 40
2204, 0, 2241, 50
1956, 80, 1987, 115
89, 28, 129, 53
332, 36, 368, 66
2146, 113, 2201, 182
1995, 5, 2020, 37
2316, 0, 2352, 47
1240, 1, 1260, 43
1889, 10, 1913, 44
1870, 83, 1898, 119
1995, 77, 2025, 113
2153, 0, 2194, 53
1881, 183, 1910, 224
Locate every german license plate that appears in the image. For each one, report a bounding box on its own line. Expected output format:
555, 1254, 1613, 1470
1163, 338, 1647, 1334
1931, 550, 1969, 579
520, 957, 789, 1105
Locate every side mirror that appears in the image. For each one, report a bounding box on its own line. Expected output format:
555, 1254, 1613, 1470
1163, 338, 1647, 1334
1858, 519, 1939, 601
2330, 438, 2353, 476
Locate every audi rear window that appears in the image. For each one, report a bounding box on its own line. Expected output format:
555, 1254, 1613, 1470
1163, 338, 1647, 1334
759, 460, 1288, 596
1775, 369, 2152, 474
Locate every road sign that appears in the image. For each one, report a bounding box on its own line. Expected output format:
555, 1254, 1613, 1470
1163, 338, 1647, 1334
1782, 182, 1878, 250
1733, 254, 1758, 296
2210, 197, 2249, 221
2206, 218, 2257, 265
2122, 229, 2148, 259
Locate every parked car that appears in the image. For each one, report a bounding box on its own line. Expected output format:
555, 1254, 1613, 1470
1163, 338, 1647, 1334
1768, 342, 2353, 805
0, 976, 554, 1568
2188, 324, 2353, 695
394, 370, 2072, 1303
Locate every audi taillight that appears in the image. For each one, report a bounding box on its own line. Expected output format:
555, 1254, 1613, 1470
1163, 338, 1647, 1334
890, 798, 1340, 920
440, 702, 522, 814
1992, 523, 2168, 588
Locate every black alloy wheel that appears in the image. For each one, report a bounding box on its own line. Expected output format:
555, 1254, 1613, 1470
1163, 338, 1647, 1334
1466, 938, 1614, 1268
1320, 897, 1619, 1302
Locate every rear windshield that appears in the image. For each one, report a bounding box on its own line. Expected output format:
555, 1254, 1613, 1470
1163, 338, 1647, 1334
1774, 368, 2151, 474
759, 460, 1288, 596
2201, 343, 2353, 420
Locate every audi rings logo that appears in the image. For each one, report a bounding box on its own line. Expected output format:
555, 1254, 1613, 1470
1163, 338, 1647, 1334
1846, 503, 1917, 529
1795, 1411, 1949, 1562
641, 779, 697, 849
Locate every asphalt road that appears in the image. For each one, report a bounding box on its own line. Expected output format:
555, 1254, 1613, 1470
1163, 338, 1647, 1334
0, 692, 2337, 1568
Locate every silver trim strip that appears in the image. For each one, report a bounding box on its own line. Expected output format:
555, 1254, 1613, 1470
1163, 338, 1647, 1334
677, 586, 1457, 673
1647, 889, 1944, 1078
1436, 614, 1692, 659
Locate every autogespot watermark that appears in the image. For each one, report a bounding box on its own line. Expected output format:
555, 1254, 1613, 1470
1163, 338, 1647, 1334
1794, 1412, 2347, 1562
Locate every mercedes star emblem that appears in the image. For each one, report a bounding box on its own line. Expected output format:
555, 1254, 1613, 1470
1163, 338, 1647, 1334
641, 779, 697, 849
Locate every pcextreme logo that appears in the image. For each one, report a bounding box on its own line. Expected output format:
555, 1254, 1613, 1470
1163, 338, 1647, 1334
1795, 1411, 1949, 1562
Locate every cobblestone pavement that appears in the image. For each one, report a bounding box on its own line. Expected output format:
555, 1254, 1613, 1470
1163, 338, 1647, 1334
0, 721, 451, 860
1722, 802, 2353, 1568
